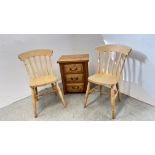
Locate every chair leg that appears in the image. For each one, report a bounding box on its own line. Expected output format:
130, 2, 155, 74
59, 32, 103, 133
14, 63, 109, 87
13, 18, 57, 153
111, 85, 115, 119
100, 85, 102, 95
116, 83, 121, 102
55, 82, 66, 107
35, 87, 38, 101
51, 83, 57, 96
31, 87, 37, 118
84, 82, 90, 108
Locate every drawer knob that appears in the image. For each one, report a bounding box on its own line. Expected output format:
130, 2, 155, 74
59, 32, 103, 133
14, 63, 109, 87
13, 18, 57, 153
71, 77, 78, 81
72, 86, 79, 89
70, 67, 77, 71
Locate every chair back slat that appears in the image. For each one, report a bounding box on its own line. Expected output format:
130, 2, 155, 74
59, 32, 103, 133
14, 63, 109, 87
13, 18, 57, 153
49, 56, 54, 75
115, 53, 122, 76
18, 49, 53, 79
101, 52, 106, 73
23, 60, 32, 79
33, 57, 40, 77
44, 56, 49, 75
106, 52, 111, 74
97, 52, 100, 73
118, 55, 126, 76
110, 57, 115, 75
39, 56, 45, 76
96, 45, 131, 79
28, 58, 36, 78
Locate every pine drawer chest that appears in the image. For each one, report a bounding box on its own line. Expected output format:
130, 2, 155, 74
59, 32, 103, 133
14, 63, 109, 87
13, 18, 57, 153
57, 54, 89, 94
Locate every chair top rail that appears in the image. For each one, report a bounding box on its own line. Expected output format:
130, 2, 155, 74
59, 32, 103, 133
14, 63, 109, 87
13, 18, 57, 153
96, 44, 131, 56
18, 49, 53, 61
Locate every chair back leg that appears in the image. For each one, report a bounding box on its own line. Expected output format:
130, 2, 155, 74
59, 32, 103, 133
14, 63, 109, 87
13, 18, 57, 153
55, 82, 66, 107
100, 85, 102, 95
116, 83, 121, 102
84, 82, 90, 108
51, 83, 57, 96
111, 85, 115, 119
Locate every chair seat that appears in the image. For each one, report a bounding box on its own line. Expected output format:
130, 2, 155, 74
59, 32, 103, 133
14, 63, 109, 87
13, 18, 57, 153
88, 73, 119, 85
29, 75, 57, 87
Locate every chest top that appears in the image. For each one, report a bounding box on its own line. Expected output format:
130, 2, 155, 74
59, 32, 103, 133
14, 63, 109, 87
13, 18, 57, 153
57, 54, 89, 63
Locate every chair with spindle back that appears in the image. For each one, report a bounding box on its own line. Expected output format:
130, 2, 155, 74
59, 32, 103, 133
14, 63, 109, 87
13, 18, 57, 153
18, 49, 66, 118
84, 45, 131, 119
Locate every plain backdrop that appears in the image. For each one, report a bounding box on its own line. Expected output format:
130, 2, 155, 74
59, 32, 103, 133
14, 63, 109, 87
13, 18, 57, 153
1, 34, 155, 107
0, 34, 102, 108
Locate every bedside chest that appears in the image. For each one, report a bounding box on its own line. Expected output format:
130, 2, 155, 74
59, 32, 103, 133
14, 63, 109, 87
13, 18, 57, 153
57, 54, 89, 94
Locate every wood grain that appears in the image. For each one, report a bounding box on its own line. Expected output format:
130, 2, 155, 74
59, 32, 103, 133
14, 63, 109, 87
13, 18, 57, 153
84, 44, 131, 119
57, 54, 89, 94
18, 49, 66, 118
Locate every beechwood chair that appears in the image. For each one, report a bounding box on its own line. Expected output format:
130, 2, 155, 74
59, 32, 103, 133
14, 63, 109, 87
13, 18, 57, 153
18, 49, 66, 118
84, 45, 132, 119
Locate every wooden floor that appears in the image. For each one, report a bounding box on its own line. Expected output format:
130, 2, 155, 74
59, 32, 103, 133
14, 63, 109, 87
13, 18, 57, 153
0, 91, 155, 121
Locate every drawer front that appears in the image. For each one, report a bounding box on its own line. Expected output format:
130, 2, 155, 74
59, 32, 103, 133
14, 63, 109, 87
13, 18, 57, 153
66, 83, 84, 92
64, 63, 83, 73
65, 74, 84, 83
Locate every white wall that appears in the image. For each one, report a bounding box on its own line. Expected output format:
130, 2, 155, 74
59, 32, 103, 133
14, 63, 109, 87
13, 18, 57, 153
0, 34, 102, 108
0, 34, 74, 108
1, 34, 155, 108
71, 34, 103, 74
103, 34, 155, 106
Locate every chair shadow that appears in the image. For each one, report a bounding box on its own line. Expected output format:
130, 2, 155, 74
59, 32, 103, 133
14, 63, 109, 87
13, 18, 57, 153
86, 86, 110, 107
123, 50, 147, 92
37, 87, 58, 115
118, 49, 148, 117
86, 95, 101, 107
115, 94, 130, 117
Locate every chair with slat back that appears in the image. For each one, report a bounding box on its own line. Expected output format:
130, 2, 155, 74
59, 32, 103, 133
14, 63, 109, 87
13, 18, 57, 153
18, 49, 66, 118
84, 45, 132, 119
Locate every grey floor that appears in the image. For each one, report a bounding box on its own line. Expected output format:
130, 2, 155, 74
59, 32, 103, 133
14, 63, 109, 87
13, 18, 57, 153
0, 89, 155, 121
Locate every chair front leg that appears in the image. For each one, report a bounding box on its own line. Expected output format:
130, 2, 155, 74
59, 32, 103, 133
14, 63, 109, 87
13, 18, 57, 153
51, 83, 57, 96
35, 87, 38, 101
31, 87, 37, 118
84, 82, 90, 108
111, 85, 115, 119
116, 83, 121, 102
100, 85, 102, 95
55, 82, 66, 107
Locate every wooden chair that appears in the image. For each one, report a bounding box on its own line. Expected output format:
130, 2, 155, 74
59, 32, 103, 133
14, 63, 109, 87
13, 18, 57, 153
18, 49, 66, 118
84, 45, 132, 119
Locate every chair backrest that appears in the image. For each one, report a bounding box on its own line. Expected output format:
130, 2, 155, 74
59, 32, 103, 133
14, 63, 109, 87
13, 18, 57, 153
96, 44, 131, 79
18, 49, 54, 79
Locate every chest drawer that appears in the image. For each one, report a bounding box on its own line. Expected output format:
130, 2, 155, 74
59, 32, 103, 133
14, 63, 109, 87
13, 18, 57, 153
66, 83, 84, 92
64, 63, 83, 73
65, 74, 84, 83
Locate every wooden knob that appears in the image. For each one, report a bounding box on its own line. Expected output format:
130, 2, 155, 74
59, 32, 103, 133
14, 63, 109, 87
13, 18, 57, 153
71, 77, 78, 81
72, 86, 79, 89
70, 67, 77, 71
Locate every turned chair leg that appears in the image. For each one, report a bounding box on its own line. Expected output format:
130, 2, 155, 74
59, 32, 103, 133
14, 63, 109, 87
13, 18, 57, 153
35, 87, 38, 101
100, 85, 102, 95
31, 87, 37, 118
84, 82, 90, 108
55, 82, 66, 107
116, 83, 121, 102
51, 83, 57, 96
111, 85, 115, 119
